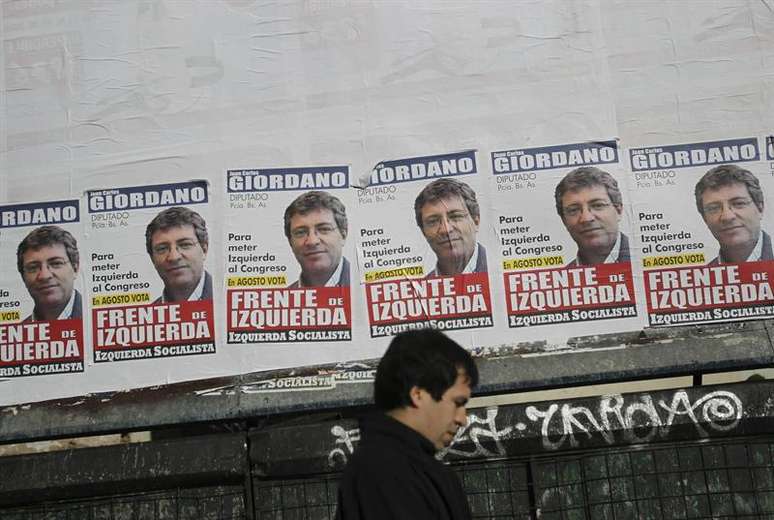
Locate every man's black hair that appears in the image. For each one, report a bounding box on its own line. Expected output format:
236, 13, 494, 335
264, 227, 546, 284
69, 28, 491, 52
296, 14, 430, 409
283, 190, 348, 239
414, 178, 480, 229
145, 206, 209, 255
554, 166, 622, 217
695, 164, 764, 215
373, 328, 479, 410
17, 225, 79, 273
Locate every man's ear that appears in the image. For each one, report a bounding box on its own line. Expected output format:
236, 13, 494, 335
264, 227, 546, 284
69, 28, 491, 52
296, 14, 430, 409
408, 385, 425, 408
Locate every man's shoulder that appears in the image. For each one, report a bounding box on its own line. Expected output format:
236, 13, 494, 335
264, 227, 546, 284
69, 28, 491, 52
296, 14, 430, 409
201, 271, 213, 300
338, 443, 452, 520
340, 445, 412, 492
616, 233, 631, 263
344, 427, 425, 478
474, 243, 488, 273
761, 231, 773, 260
337, 257, 351, 287
347, 437, 414, 468
70, 290, 83, 319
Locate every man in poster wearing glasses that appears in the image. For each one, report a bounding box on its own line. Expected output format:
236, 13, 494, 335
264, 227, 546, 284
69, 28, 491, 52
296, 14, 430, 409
555, 166, 631, 266
284, 191, 350, 288
146, 206, 213, 303
17, 225, 83, 322
414, 178, 488, 277
695, 164, 773, 265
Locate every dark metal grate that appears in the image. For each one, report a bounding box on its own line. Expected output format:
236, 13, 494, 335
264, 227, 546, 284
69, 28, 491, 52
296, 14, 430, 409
250, 439, 774, 519
3, 437, 774, 520
534, 440, 774, 519
251, 461, 533, 520
0, 486, 245, 520
253, 475, 339, 520
456, 460, 533, 519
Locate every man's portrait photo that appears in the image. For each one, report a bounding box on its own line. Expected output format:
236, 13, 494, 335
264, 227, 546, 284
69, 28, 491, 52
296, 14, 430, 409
555, 166, 630, 266
17, 225, 82, 322
695, 164, 772, 265
284, 191, 350, 288
414, 178, 487, 277
146, 206, 213, 303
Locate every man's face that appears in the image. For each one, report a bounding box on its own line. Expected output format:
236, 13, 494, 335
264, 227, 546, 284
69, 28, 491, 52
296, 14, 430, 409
21, 244, 77, 313
420, 195, 479, 271
415, 371, 472, 450
150, 224, 207, 294
700, 182, 762, 250
560, 185, 622, 254
288, 208, 345, 281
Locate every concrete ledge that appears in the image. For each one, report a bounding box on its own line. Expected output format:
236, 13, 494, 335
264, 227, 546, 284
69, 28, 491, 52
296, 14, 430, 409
0, 433, 248, 506
1, 319, 772, 443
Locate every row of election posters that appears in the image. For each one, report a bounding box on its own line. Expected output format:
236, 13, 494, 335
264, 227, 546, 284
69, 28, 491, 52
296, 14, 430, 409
2, 135, 773, 384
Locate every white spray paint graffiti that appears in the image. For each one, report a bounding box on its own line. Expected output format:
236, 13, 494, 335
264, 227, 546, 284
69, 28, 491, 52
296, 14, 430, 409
437, 407, 514, 460
327, 424, 360, 467
324, 390, 744, 460
526, 390, 743, 450
325, 407, 512, 466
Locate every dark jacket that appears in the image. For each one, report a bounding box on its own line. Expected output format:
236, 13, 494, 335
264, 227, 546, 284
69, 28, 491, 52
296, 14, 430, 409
336, 413, 471, 520
616, 233, 631, 263
473, 243, 488, 273
708, 230, 774, 265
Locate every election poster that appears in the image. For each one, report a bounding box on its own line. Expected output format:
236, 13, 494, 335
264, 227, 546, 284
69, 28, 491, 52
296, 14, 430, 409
629, 137, 774, 326
0, 199, 85, 378
225, 166, 354, 345
85, 181, 216, 362
490, 140, 641, 334
356, 151, 494, 338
